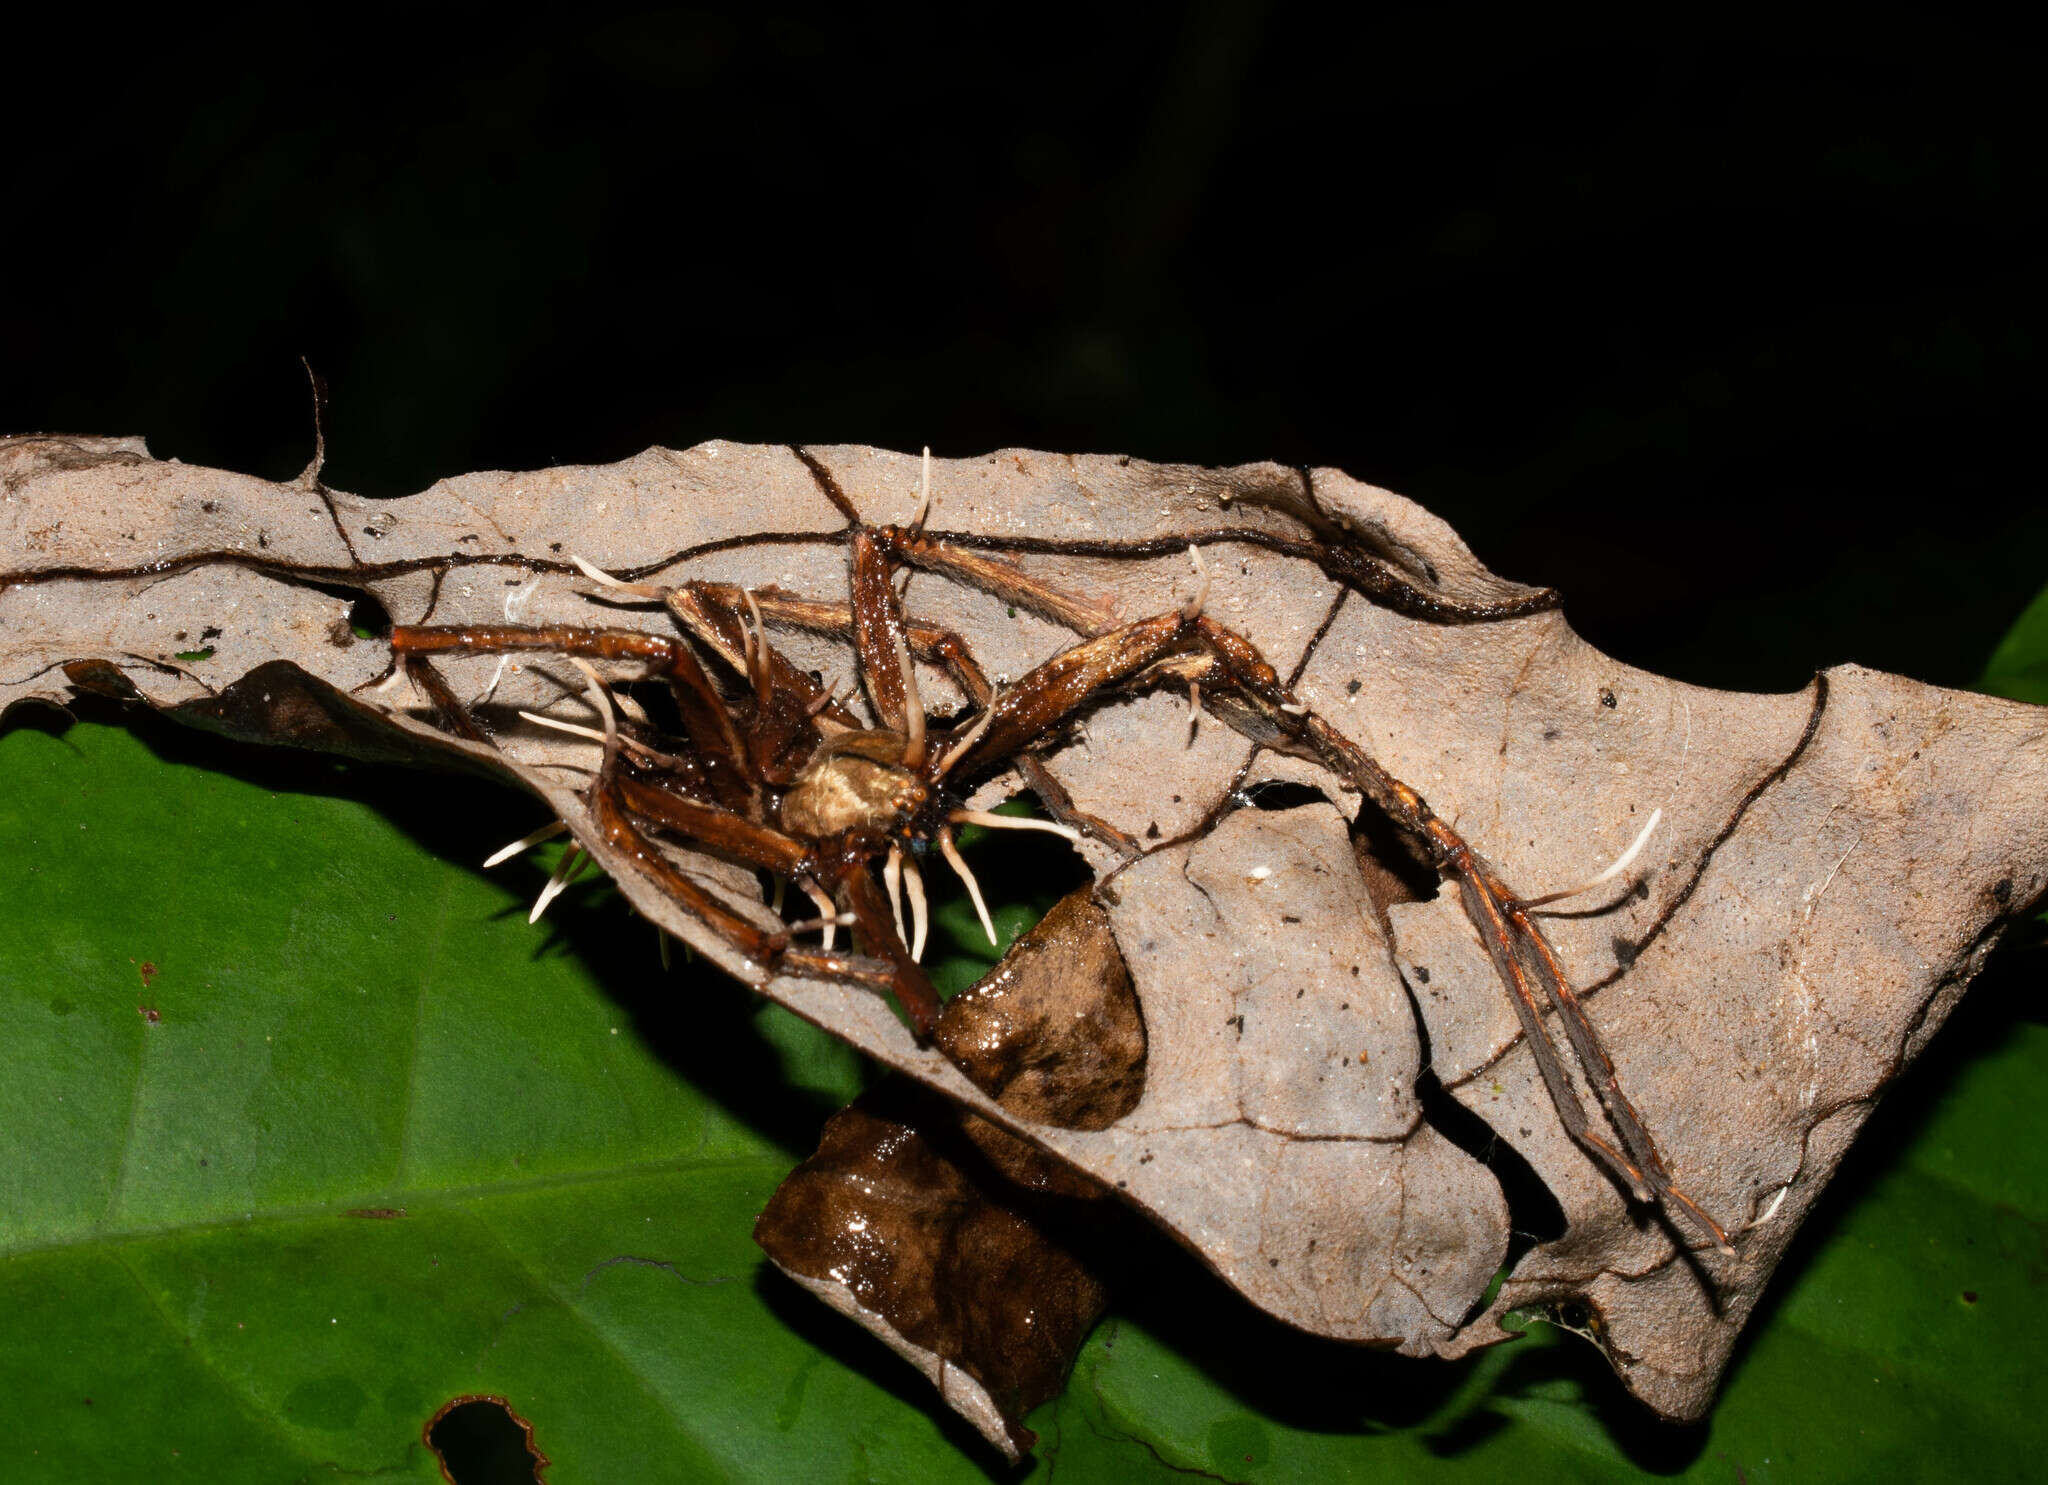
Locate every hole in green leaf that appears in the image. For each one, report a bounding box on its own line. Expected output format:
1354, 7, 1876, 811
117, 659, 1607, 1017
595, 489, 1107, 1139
424, 1396, 545, 1484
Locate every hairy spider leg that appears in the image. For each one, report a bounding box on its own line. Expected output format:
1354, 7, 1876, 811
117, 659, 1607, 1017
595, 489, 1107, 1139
850, 527, 919, 735
1300, 707, 1734, 1255
844, 539, 1737, 1254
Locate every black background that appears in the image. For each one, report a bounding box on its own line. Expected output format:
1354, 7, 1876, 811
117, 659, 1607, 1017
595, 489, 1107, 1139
7, 4, 2042, 692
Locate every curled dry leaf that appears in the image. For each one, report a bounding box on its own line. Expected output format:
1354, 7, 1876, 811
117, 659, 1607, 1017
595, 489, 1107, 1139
4, 432, 2044, 1448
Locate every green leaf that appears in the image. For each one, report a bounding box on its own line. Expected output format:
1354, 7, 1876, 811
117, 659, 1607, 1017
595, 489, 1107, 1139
1979, 579, 2048, 704
2, 709, 2043, 1481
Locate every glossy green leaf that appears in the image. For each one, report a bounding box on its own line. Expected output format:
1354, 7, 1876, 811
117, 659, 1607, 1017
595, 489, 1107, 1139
1979, 579, 2048, 705
2, 698, 2042, 1482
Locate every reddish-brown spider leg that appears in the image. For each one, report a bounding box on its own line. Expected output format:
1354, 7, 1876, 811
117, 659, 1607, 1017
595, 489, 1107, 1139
391, 622, 767, 820
589, 781, 929, 1025
849, 527, 919, 742
1124, 632, 1733, 1250
613, 774, 943, 1036
401, 654, 492, 744
871, 527, 1119, 635
1287, 698, 1735, 1253
875, 571, 1736, 1252
655, 585, 865, 785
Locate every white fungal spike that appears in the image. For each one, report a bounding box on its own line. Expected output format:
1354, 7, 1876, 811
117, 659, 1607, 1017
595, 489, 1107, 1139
800, 879, 839, 952
894, 626, 926, 768
806, 676, 846, 716
741, 587, 773, 702
789, 912, 859, 937
936, 699, 998, 778
910, 445, 933, 530
568, 658, 618, 765
1182, 544, 1212, 620
570, 553, 665, 598
484, 819, 567, 868
517, 711, 685, 769
903, 855, 929, 961
1522, 808, 1666, 908
516, 711, 607, 744
884, 845, 907, 946
947, 808, 1081, 844
938, 827, 998, 948
530, 844, 584, 924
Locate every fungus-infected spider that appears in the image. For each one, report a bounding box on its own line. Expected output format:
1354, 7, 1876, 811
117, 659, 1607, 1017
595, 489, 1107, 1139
388, 450, 1736, 1257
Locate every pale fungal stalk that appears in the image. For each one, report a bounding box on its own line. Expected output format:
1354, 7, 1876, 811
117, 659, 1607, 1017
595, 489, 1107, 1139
1182, 544, 1211, 620
1521, 807, 1665, 908
568, 658, 619, 769
909, 445, 933, 530
799, 879, 839, 952
935, 700, 998, 778
484, 819, 567, 869
884, 844, 907, 946
788, 911, 859, 937
937, 826, 998, 947
893, 626, 926, 768
529, 844, 585, 924
806, 676, 846, 716
516, 710, 686, 769
741, 587, 773, 702
946, 808, 1081, 844
903, 854, 930, 962
569, 553, 666, 598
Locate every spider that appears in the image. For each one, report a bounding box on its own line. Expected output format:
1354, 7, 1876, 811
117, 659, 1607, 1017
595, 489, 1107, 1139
387, 450, 1737, 1258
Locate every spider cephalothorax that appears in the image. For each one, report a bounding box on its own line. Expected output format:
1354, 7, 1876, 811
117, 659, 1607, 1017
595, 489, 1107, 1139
387, 448, 1738, 1257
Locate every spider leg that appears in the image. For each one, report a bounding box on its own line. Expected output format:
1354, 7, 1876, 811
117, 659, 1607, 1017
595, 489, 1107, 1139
661, 583, 865, 784
391, 623, 765, 819
897, 581, 1734, 1251
876, 523, 1559, 627
693, 582, 994, 709
940, 608, 1200, 775
604, 774, 944, 1034
589, 778, 909, 1008
849, 528, 920, 740
835, 862, 943, 1035
1274, 684, 1734, 1252
873, 527, 1119, 634
402, 654, 493, 743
